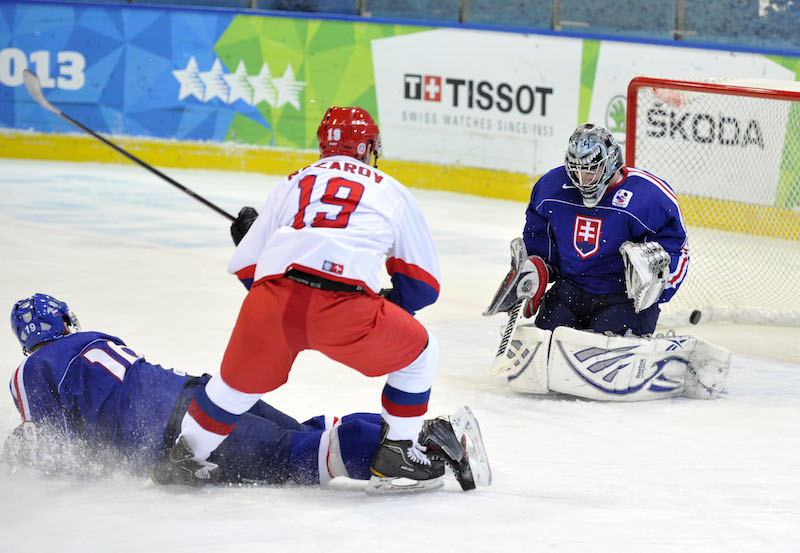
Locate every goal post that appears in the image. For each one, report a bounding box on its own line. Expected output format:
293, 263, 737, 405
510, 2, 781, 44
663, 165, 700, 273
626, 76, 800, 326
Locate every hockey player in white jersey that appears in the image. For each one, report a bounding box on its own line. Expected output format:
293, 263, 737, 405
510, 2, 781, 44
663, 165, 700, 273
154, 106, 490, 493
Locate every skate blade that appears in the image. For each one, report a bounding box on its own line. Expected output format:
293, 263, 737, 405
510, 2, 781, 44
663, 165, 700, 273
365, 475, 444, 495
450, 406, 492, 487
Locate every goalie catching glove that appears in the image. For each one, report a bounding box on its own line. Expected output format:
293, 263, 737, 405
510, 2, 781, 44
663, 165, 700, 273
620, 241, 670, 313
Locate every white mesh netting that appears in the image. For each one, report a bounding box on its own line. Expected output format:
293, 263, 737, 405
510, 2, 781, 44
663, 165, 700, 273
629, 78, 800, 326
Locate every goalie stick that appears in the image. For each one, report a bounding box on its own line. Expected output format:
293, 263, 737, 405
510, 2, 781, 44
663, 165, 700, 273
22, 69, 235, 221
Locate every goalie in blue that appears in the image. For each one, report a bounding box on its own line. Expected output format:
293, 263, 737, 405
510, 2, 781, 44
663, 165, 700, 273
5, 293, 487, 491
481, 124, 732, 402
487, 122, 690, 337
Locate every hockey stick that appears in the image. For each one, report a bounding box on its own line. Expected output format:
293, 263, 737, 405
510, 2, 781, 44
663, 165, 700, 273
22, 69, 235, 221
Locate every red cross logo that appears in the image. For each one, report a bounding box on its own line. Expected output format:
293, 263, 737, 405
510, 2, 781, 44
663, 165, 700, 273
573, 215, 603, 259
424, 76, 442, 102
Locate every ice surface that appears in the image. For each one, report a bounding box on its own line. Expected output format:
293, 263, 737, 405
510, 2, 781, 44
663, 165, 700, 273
0, 159, 798, 553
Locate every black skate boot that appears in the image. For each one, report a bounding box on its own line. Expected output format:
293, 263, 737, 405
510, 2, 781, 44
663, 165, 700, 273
150, 435, 220, 486
366, 420, 445, 495
420, 415, 475, 491
421, 406, 492, 491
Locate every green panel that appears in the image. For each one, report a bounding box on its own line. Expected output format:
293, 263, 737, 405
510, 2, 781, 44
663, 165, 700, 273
777, 103, 800, 208
765, 54, 800, 78
765, 55, 800, 208
215, 16, 428, 151
225, 112, 273, 146
578, 40, 601, 124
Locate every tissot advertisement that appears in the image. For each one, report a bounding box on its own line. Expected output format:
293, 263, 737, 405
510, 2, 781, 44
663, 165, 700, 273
372, 29, 582, 174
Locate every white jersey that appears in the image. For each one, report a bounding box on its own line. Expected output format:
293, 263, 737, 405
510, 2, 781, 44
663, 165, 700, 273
230, 155, 441, 314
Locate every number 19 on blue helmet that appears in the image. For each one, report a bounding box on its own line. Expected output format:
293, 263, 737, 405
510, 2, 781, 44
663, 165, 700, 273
10, 293, 81, 355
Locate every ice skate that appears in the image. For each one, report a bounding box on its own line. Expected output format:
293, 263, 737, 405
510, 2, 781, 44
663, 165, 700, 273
366, 421, 445, 495
421, 406, 492, 490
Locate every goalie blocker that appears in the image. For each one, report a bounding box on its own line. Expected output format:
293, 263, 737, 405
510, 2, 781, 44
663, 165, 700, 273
492, 321, 731, 401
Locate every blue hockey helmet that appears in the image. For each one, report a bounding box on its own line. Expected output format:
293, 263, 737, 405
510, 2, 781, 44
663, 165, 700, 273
10, 293, 81, 355
565, 123, 624, 208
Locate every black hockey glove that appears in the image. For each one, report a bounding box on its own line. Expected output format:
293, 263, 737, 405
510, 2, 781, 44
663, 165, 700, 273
230, 206, 258, 246
150, 435, 220, 487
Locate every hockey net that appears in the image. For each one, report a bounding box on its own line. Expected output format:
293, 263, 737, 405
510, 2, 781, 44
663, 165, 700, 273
627, 77, 800, 326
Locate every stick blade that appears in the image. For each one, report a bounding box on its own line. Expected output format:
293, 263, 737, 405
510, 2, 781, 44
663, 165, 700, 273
23, 69, 60, 115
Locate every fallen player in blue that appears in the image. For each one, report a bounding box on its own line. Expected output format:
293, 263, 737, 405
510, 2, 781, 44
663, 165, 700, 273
5, 293, 490, 493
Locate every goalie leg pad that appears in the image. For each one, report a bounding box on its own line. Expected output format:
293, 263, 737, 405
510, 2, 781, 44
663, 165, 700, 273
547, 327, 731, 401
684, 338, 732, 399
505, 325, 551, 394
488, 297, 550, 387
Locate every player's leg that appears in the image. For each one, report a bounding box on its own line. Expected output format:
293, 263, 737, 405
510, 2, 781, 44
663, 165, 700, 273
307, 291, 433, 435
307, 292, 445, 492
211, 410, 382, 485
534, 280, 583, 331
235, 402, 381, 484
589, 292, 660, 336
153, 280, 298, 485
317, 414, 382, 482
247, 398, 308, 430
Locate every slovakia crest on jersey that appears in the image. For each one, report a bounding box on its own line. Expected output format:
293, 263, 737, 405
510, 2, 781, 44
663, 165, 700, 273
573, 215, 603, 259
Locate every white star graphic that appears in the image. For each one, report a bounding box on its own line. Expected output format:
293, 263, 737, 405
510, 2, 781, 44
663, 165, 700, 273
271, 64, 306, 110
172, 57, 204, 101
198, 58, 229, 103
173, 58, 307, 111
247, 62, 277, 107
223, 60, 254, 105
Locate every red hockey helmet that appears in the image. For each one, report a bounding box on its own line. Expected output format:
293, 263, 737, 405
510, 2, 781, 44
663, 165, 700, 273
317, 106, 382, 166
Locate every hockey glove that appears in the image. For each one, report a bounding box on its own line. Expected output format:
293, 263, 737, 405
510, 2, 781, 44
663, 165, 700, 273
150, 435, 220, 486
484, 238, 549, 317
620, 241, 670, 313
2, 422, 37, 469
230, 206, 258, 246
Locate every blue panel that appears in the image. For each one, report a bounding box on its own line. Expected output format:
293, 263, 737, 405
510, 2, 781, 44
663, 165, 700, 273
0, 5, 14, 46
137, 0, 251, 8
317, 0, 357, 15
684, 0, 800, 50
465, 0, 550, 30
253, 0, 357, 15
558, 0, 673, 39
366, 0, 460, 23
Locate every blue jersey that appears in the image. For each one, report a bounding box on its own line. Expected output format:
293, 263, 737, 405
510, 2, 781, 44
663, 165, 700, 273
8, 331, 381, 484
524, 165, 689, 301
9, 331, 188, 468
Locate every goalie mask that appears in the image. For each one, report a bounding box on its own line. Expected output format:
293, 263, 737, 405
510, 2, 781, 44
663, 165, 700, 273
11, 293, 81, 355
317, 106, 382, 167
565, 123, 623, 208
